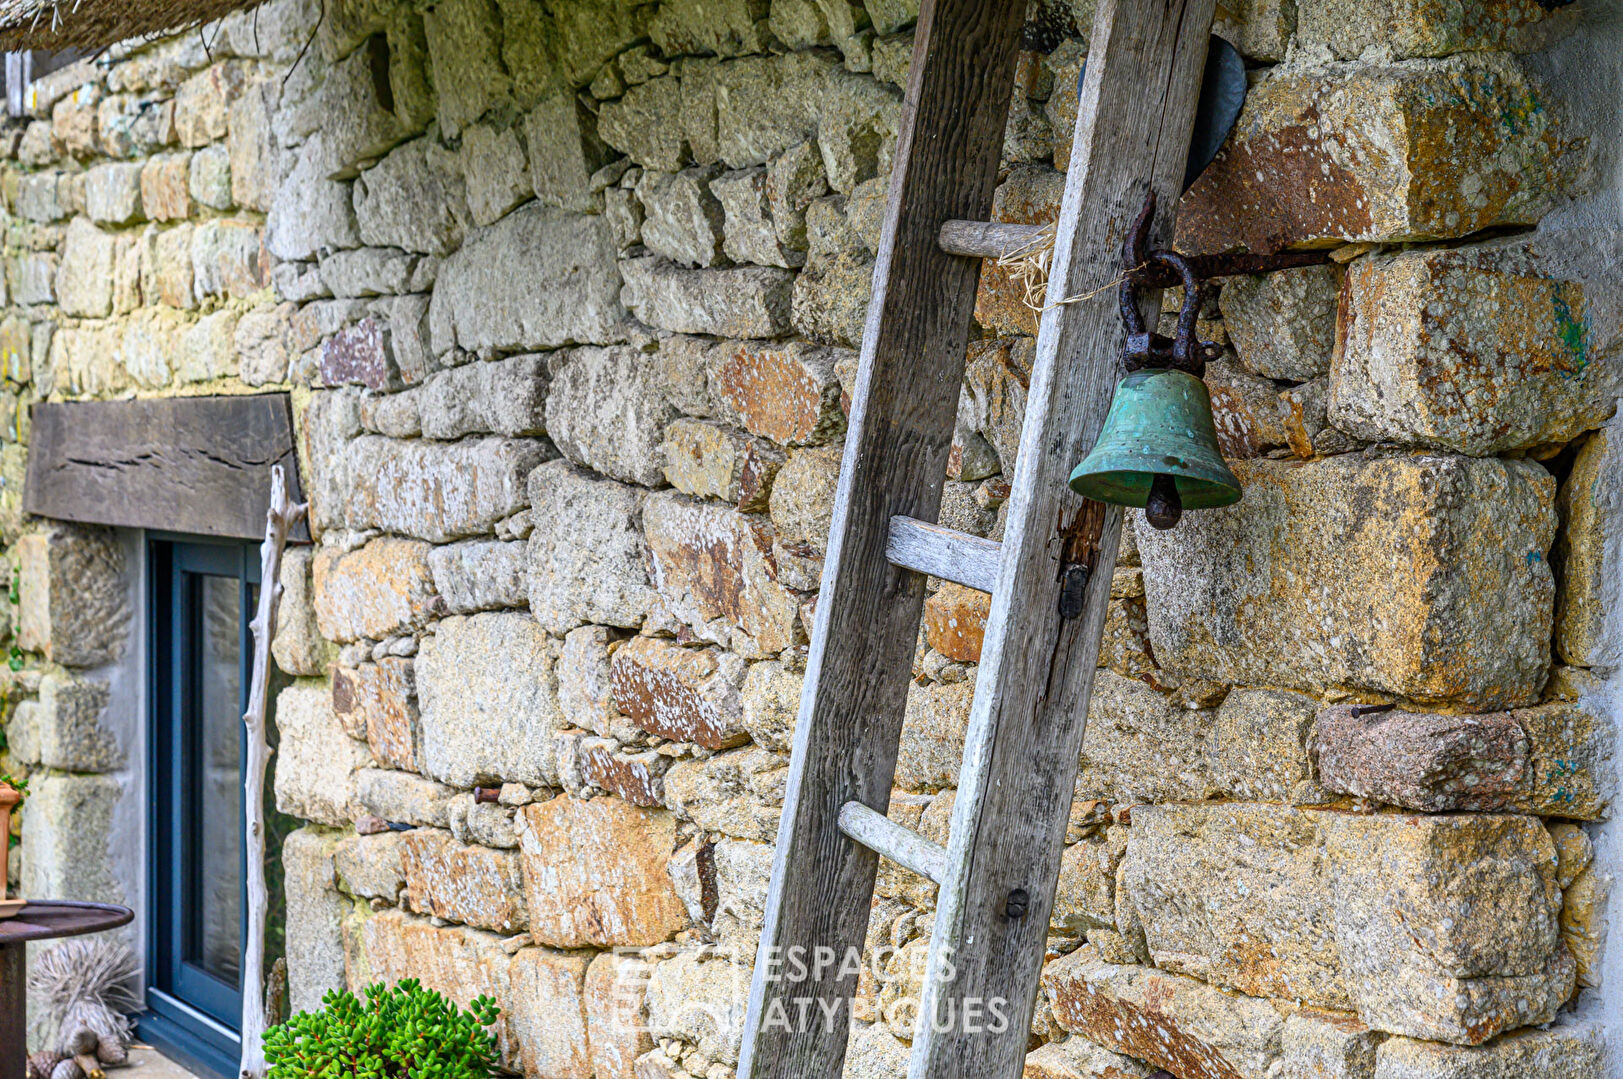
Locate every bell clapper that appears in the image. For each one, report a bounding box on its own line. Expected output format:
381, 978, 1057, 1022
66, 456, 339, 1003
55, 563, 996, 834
1145, 473, 1183, 530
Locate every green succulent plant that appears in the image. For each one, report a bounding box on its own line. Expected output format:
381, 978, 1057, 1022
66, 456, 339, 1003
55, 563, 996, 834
263, 980, 501, 1079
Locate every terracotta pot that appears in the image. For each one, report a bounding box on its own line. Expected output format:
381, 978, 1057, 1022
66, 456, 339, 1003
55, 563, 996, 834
0, 783, 20, 915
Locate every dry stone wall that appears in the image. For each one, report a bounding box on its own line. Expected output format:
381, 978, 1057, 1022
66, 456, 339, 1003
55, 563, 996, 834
0, 0, 1618, 1076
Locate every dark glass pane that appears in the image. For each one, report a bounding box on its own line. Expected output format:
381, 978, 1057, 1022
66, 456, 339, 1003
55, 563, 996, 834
191, 573, 242, 987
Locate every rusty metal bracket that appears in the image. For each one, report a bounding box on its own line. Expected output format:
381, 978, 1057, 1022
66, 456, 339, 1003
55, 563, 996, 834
1117, 190, 1331, 377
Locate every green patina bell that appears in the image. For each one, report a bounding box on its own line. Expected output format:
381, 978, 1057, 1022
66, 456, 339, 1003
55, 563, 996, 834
1068, 367, 1242, 529
1069, 238, 1243, 531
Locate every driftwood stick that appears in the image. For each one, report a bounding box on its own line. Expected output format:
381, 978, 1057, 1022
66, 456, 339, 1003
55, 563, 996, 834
239, 465, 307, 1079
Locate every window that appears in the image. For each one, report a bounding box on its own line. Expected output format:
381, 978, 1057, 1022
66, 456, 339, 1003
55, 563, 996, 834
141, 539, 292, 1078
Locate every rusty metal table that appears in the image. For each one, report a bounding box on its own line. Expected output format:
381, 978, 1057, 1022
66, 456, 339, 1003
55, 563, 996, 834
1, 902, 134, 1079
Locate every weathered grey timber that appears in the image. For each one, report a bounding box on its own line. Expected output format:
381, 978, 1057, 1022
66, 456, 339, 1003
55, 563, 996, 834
885, 515, 1001, 594
837, 801, 947, 885
737, 0, 1027, 1073
911, 0, 1217, 1075
23, 395, 308, 541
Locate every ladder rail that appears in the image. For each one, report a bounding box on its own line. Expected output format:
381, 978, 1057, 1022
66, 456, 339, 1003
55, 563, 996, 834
908, 0, 1218, 1074
740, 0, 1218, 1075
736, 1, 1027, 1074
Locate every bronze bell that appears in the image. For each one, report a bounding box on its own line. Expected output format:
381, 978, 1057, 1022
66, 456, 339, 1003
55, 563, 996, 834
1068, 250, 1241, 529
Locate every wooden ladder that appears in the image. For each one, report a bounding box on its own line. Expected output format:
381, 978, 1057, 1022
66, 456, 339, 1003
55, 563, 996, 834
738, 0, 1218, 1076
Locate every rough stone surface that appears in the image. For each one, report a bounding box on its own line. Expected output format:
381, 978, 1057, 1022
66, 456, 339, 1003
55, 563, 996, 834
313, 538, 443, 643
1211, 688, 1316, 802
344, 435, 553, 542
506, 948, 593, 1079
661, 418, 783, 509
585, 951, 656, 1079
1371, 1023, 1604, 1078
1052, 825, 1127, 937
546, 345, 678, 485
422, 0, 512, 138
265, 134, 361, 260
356, 768, 458, 829
923, 582, 991, 663
353, 137, 469, 255
1331, 242, 1618, 454
1320, 811, 1573, 1044
1295, 0, 1574, 60
460, 121, 531, 227
428, 539, 529, 614
283, 827, 349, 1016
333, 659, 420, 772
17, 525, 130, 669
644, 492, 802, 657
638, 166, 728, 267
417, 353, 549, 439
275, 683, 373, 827
1124, 804, 1347, 1009
526, 91, 611, 211
4, 5, 1608, 1072
334, 831, 406, 902
1078, 671, 1215, 805
1045, 945, 1287, 1079
416, 612, 566, 788
429, 205, 624, 354
19, 774, 124, 913
1137, 455, 1555, 710
662, 745, 786, 843
556, 625, 625, 738
1178, 54, 1577, 252
1516, 700, 1610, 821
579, 741, 668, 807
35, 674, 120, 772
893, 680, 972, 793
84, 162, 144, 224
351, 911, 516, 1062
1281, 1012, 1384, 1079
1313, 704, 1528, 812
55, 217, 117, 318
610, 636, 748, 749
620, 255, 795, 338
517, 794, 688, 947
400, 828, 527, 933
1554, 425, 1622, 669
1220, 266, 1338, 381
527, 461, 657, 632
709, 339, 845, 445
1022, 1038, 1154, 1079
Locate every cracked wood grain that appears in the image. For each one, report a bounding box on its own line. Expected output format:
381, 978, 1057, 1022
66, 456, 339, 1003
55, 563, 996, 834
24, 395, 308, 540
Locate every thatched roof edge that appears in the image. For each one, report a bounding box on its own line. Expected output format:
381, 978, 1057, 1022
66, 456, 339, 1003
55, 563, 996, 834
0, 0, 260, 54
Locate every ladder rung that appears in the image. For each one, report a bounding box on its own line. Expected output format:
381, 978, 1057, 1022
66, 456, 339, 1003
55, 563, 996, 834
837, 801, 947, 885
938, 219, 1047, 259
886, 515, 1000, 594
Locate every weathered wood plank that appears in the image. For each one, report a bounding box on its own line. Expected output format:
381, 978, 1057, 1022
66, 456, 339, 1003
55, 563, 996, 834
23, 395, 308, 541
885, 515, 1000, 594
737, 0, 1026, 1074
837, 801, 948, 885
910, 0, 1217, 1076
